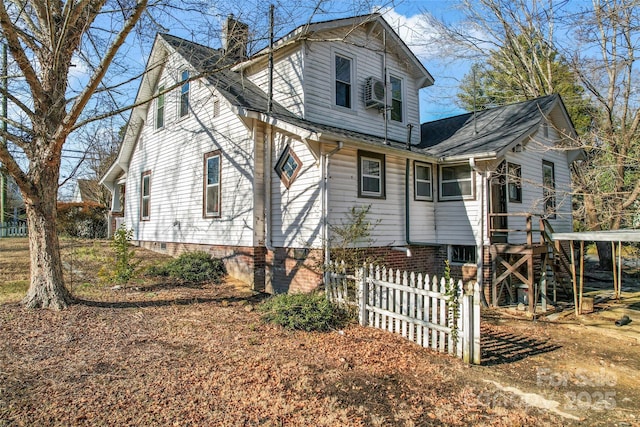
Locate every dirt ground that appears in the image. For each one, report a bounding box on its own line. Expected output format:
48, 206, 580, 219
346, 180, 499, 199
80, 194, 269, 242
1, 238, 639, 426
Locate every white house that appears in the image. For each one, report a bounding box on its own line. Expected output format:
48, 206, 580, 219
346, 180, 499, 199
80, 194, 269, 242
101, 13, 580, 299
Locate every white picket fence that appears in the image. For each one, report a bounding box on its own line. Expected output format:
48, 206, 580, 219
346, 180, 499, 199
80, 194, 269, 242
327, 261, 481, 364
0, 221, 28, 237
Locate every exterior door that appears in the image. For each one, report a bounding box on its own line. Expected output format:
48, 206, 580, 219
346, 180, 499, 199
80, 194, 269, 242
490, 162, 508, 243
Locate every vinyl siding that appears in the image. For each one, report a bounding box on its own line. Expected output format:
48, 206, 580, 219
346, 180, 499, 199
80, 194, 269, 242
270, 131, 322, 247
328, 147, 413, 247
246, 45, 305, 117
303, 28, 421, 143
504, 123, 574, 241
124, 52, 256, 247
434, 168, 483, 246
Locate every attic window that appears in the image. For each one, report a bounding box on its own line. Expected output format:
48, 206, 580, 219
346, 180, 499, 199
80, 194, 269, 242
180, 70, 189, 117
275, 146, 302, 188
213, 99, 220, 118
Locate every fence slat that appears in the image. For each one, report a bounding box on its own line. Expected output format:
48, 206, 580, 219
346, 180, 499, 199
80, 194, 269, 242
331, 262, 479, 364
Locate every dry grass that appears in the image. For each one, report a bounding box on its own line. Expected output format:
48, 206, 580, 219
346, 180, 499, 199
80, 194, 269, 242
1, 238, 639, 426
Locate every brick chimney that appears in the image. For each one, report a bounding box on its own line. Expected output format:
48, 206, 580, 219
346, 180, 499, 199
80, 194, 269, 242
222, 15, 249, 60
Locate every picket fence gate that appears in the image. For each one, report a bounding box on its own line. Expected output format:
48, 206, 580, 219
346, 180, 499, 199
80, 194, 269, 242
327, 261, 481, 364
0, 221, 28, 237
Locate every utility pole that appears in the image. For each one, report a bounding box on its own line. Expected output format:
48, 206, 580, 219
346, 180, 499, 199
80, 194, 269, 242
0, 43, 7, 226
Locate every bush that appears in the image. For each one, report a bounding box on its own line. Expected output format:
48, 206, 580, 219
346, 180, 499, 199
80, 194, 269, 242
57, 202, 108, 238
147, 251, 225, 284
259, 293, 349, 332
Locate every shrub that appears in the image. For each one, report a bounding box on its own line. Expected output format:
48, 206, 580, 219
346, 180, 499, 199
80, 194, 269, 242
147, 251, 225, 284
57, 202, 108, 238
259, 293, 349, 332
111, 226, 138, 284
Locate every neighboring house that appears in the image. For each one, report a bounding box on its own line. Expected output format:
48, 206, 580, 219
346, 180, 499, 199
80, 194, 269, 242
72, 179, 103, 204
101, 13, 580, 297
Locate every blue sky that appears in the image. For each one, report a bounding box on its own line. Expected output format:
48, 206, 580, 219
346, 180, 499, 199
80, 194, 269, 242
59, 1, 472, 194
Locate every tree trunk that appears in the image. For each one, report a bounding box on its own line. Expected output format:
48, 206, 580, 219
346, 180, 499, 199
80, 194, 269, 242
595, 241, 613, 271
22, 186, 73, 309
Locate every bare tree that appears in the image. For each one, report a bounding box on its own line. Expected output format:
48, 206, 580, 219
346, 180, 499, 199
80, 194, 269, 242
421, 0, 640, 268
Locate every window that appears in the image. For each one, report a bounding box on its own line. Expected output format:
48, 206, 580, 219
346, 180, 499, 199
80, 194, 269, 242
180, 70, 189, 117
542, 160, 556, 218
275, 146, 302, 189
358, 150, 385, 198
140, 171, 151, 220
414, 162, 432, 200
335, 54, 352, 108
155, 86, 164, 129
204, 151, 221, 217
450, 245, 477, 264
508, 163, 522, 203
440, 164, 474, 200
542, 121, 549, 138
213, 99, 220, 118
390, 76, 403, 122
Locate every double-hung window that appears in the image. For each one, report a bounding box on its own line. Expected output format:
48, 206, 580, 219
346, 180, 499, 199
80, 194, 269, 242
180, 70, 189, 117
508, 163, 522, 203
155, 86, 164, 129
390, 76, 403, 122
335, 54, 352, 109
542, 160, 556, 218
358, 150, 385, 198
414, 162, 432, 200
204, 151, 221, 217
440, 164, 474, 200
140, 171, 151, 220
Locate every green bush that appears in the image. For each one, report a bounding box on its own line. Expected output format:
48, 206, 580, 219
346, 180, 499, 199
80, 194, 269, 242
259, 293, 349, 332
147, 251, 225, 284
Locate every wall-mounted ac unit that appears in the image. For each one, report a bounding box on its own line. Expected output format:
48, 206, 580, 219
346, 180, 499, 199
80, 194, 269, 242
364, 77, 386, 109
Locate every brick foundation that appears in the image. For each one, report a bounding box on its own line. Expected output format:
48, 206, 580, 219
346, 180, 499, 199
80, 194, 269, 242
134, 241, 485, 295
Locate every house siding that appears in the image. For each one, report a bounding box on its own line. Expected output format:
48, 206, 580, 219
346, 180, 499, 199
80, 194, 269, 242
303, 27, 421, 143
504, 123, 574, 242
270, 131, 322, 248
246, 45, 305, 117
124, 51, 256, 249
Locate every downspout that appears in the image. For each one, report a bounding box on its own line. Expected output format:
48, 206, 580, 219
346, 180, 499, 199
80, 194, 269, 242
264, 124, 274, 252
469, 157, 487, 300
322, 141, 343, 286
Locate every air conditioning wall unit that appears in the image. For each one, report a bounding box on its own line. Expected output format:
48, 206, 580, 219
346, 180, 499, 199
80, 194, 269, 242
364, 77, 386, 109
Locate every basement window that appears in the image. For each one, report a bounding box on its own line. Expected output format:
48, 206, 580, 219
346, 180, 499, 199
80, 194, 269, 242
275, 146, 302, 188
450, 245, 476, 264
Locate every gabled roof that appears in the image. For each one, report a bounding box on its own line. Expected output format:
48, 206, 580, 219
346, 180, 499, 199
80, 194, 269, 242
235, 13, 434, 88
160, 33, 423, 153
419, 94, 577, 161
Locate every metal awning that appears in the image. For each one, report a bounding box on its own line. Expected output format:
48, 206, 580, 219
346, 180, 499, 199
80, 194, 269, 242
550, 229, 640, 315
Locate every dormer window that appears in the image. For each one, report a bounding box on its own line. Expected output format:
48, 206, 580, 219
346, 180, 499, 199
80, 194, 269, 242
335, 54, 352, 109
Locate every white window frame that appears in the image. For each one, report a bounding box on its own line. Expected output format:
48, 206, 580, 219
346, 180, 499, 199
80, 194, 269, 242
358, 150, 385, 199
390, 75, 404, 123
204, 151, 221, 218
179, 69, 190, 118
140, 171, 151, 221
449, 245, 477, 265
414, 162, 433, 201
439, 163, 475, 201
155, 86, 165, 130
333, 51, 354, 110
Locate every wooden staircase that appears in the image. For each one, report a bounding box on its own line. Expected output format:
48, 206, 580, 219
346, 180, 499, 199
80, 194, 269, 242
488, 214, 574, 311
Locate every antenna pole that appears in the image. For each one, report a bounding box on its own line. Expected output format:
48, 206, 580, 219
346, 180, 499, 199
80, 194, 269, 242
267, 4, 274, 115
